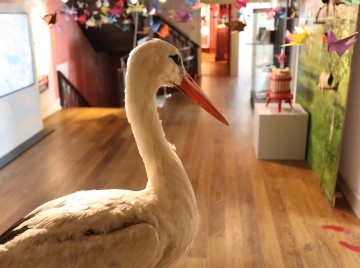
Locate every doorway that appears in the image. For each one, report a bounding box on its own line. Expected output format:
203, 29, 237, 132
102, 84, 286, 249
200, 4, 230, 77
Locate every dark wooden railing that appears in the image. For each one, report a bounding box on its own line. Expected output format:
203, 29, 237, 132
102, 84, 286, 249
58, 71, 91, 108
154, 15, 199, 79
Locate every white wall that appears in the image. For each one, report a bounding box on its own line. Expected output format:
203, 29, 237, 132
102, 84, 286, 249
0, 2, 44, 158
27, 0, 61, 118
339, 13, 360, 216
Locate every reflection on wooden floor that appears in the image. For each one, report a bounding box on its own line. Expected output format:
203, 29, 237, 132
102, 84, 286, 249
201, 52, 229, 77
0, 74, 360, 267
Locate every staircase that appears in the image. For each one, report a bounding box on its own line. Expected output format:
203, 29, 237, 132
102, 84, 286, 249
58, 71, 91, 108
60, 6, 199, 108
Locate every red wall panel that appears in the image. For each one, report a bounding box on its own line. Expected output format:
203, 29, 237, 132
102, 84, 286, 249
46, 0, 121, 107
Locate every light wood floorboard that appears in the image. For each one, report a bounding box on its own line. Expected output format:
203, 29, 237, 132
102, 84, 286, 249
1, 74, 360, 267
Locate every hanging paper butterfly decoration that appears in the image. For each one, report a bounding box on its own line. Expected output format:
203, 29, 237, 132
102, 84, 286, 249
156, 23, 170, 38
185, 0, 196, 5
42, 13, 57, 25
325, 31, 358, 57
282, 25, 310, 47
225, 20, 246, 32
176, 10, 193, 22
235, 0, 249, 10
65, 0, 139, 30
275, 54, 288, 64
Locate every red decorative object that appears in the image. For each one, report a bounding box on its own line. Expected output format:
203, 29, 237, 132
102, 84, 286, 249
77, 14, 87, 24
275, 54, 287, 65
266, 67, 293, 112
275, 47, 287, 69
266, 91, 293, 112
235, 0, 249, 10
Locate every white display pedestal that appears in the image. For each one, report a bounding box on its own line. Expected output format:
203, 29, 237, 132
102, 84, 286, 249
254, 103, 308, 160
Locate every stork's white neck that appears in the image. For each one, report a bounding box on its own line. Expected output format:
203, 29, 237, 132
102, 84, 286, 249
125, 74, 189, 192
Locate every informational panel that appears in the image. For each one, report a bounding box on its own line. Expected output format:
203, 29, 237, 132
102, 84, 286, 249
0, 13, 35, 97
296, 1, 359, 204
0, 3, 43, 161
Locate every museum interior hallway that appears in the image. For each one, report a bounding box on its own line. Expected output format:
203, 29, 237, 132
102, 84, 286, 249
1, 66, 360, 267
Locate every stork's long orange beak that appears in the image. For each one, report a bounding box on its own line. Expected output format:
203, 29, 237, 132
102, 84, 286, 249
176, 72, 229, 126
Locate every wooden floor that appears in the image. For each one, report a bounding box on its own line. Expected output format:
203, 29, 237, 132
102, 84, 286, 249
1, 71, 360, 267
201, 52, 229, 77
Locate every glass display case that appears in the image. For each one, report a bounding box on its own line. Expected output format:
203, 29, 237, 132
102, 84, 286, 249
250, 8, 287, 107
250, 10, 275, 107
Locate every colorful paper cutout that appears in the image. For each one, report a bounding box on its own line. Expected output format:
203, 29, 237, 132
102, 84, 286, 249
77, 14, 87, 24
101, 14, 117, 24
176, 10, 192, 22
115, 22, 129, 31
115, 0, 124, 7
86, 16, 97, 28
109, 7, 124, 16
151, 22, 161, 32
61, 5, 78, 16
322, 32, 328, 43
285, 29, 293, 42
42, 13, 57, 25
282, 25, 309, 47
126, 2, 144, 14
235, 0, 249, 10
103, 0, 110, 8
101, 6, 110, 15
225, 20, 246, 32
156, 23, 170, 38
326, 31, 358, 57
77, 1, 85, 9
275, 54, 288, 64
185, 0, 196, 5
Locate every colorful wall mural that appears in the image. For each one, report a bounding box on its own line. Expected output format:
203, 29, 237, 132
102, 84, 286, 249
296, 1, 359, 203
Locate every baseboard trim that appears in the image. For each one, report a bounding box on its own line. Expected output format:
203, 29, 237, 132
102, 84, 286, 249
0, 128, 54, 169
338, 173, 360, 218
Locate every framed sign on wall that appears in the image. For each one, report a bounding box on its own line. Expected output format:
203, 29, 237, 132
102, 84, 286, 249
0, 13, 35, 98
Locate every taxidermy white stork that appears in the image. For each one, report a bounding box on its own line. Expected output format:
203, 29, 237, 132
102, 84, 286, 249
0, 39, 228, 267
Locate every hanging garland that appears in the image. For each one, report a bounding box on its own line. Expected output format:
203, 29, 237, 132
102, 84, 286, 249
46, 0, 206, 32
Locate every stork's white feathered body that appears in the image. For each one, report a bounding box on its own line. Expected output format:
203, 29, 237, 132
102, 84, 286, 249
0, 39, 227, 267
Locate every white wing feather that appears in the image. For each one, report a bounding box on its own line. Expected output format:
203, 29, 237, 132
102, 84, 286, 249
0, 189, 166, 267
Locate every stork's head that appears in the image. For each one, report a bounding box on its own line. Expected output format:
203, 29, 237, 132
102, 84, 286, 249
127, 39, 185, 88
127, 39, 228, 126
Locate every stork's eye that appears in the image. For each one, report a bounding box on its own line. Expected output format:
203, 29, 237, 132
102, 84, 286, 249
169, 54, 182, 67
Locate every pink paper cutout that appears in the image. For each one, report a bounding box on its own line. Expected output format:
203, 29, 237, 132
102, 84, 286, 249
326, 31, 358, 57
